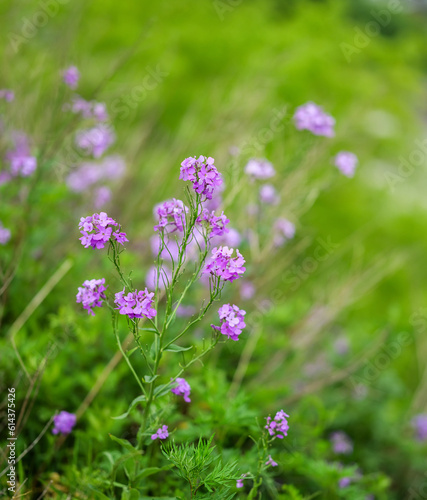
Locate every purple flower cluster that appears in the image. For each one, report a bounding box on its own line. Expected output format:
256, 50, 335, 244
171, 377, 191, 403
180, 156, 222, 200
273, 218, 295, 247
66, 95, 109, 121
412, 414, 427, 442
197, 209, 229, 238
0, 89, 14, 102
76, 278, 107, 316
330, 431, 353, 454
265, 410, 289, 439
94, 186, 112, 209
0, 222, 11, 245
153, 199, 188, 233
334, 151, 358, 178
6, 132, 37, 177
293, 102, 335, 137
79, 212, 128, 249
114, 288, 157, 320
63, 66, 80, 89
75, 124, 115, 158
244, 158, 275, 180
212, 304, 246, 341
146, 265, 172, 291
52, 411, 76, 435
203, 246, 246, 283
151, 425, 168, 440
265, 455, 278, 467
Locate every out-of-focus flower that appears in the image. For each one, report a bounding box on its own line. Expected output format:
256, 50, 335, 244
244, 158, 275, 180
6, 132, 37, 177
330, 431, 353, 454
75, 124, 115, 158
259, 184, 280, 205
63, 66, 80, 89
180, 155, 222, 200
265, 455, 278, 467
197, 209, 229, 238
76, 278, 107, 316
0, 223, 11, 245
176, 304, 197, 317
334, 336, 350, 356
52, 411, 76, 435
0, 171, 12, 185
273, 218, 295, 247
240, 281, 255, 301
171, 378, 191, 402
94, 186, 112, 209
338, 477, 351, 489
265, 410, 289, 439
0, 89, 14, 102
212, 227, 241, 248
151, 425, 168, 440
294, 102, 335, 137
412, 414, 427, 442
154, 199, 188, 233
66, 155, 126, 193
79, 212, 127, 249
145, 265, 172, 291
212, 304, 246, 341
150, 235, 180, 262
334, 151, 358, 178
203, 246, 246, 283
114, 288, 157, 320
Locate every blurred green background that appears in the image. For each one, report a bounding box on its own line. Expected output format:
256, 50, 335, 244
1, 0, 427, 498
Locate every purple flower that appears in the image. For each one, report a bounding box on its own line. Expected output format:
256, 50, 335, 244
94, 186, 112, 209
240, 281, 255, 301
79, 212, 127, 249
52, 411, 76, 435
330, 432, 353, 454
75, 124, 115, 158
294, 102, 335, 137
265, 410, 289, 439
145, 265, 172, 291
334, 152, 358, 178
76, 278, 107, 316
114, 288, 157, 320
66, 155, 126, 193
334, 336, 350, 356
212, 304, 246, 341
154, 199, 188, 233
171, 377, 191, 403
63, 66, 80, 89
102, 155, 126, 179
338, 477, 351, 489
273, 218, 295, 247
265, 455, 278, 467
236, 473, 248, 488
259, 184, 279, 205
203, 246, 246, 283
65, 96, 109, 122
197, 209, 229, 238
0, 223, 11, 245
180, 155, 222, 200
0, 171, 12, 185
0, 89, 14, 102
412, 414, 427, 442
244, 158, 275, 180
6, 132, 37, 177
151, 425, 168, 440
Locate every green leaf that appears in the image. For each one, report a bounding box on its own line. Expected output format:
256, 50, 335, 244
111, 394, 146, 420
109, 434, 136, 452
126, 346, 139, 358
144, 374, 159, 383
164, 343, 193, 353
153, 384, 172, 398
